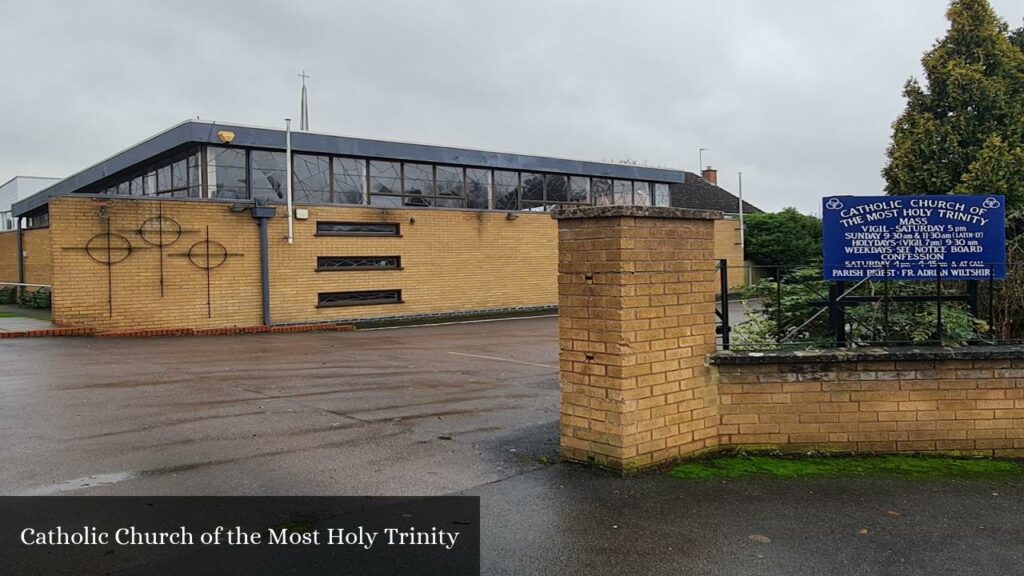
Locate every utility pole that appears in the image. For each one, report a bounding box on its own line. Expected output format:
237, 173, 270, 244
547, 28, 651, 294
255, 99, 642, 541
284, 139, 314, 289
738, 171, 745, 248
738, 171, 749, 286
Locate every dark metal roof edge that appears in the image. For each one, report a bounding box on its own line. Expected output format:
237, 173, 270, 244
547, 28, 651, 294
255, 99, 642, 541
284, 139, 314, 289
14, 120, 685, 216
194, 122, 684, 181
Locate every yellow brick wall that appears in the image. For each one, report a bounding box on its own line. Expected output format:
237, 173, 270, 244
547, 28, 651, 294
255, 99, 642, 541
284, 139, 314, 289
557, 212, 721, 471
0, 231, 16, 282
48, 196, 558, 330
0, 228, 51, 286
50, 197, 263, 330
714, 358, 1024, 457
22, 228, 52, 286
46, 196, 739, 331
713, 218, 745, 290
266, 205, 557, 323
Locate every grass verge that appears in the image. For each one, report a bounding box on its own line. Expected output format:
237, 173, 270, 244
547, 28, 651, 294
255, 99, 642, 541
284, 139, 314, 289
668, 454, 1024, 481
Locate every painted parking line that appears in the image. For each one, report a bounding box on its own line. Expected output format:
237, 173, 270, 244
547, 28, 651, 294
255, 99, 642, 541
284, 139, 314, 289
445, 351, 557, 370
18, 471, 137, 496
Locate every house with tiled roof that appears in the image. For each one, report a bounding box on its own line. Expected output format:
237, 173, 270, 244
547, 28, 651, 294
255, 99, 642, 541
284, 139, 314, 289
671, 168, 761, 288
670, 168, 761, 214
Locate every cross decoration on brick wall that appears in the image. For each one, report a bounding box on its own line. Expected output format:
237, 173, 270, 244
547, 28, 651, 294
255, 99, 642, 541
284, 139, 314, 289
64, 203, 242, 318
168, 225, 244, 318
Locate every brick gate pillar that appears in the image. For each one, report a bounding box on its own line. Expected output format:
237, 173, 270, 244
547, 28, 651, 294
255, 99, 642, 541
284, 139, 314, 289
554, 206, 723, 471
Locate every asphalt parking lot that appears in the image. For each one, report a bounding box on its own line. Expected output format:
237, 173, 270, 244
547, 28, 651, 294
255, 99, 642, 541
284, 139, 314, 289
0, 317, 561, 497
2, 316, 1023, 575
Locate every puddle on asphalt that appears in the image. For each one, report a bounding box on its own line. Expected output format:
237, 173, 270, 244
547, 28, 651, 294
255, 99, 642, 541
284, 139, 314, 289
18, 471, 137, 496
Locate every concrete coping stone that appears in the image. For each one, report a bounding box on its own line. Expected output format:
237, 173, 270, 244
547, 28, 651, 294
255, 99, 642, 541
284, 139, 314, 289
710, 345, 1024, 365
551, 205, 723, 221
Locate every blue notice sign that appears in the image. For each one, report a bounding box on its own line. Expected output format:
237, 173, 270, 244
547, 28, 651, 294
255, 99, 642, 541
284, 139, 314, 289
822, 195, 1006, 281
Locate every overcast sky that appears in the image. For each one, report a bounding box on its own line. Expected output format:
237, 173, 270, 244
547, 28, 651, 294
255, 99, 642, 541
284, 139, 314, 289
2, 0, 1022, 213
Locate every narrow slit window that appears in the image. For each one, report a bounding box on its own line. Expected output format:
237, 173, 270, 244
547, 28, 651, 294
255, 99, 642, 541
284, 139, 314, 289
316, 221, 400, 236
317, 256, 401, 271
318, 290, 402, 307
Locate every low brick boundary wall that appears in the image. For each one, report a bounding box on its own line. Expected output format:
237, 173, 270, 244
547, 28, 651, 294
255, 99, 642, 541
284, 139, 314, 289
0, 327, 95, 338
711, 347, 1024, 458
554, 206, 1024, 470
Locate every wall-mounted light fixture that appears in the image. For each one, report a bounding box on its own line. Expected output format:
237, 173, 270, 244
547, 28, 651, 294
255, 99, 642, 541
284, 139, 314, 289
506, 212, 519, 221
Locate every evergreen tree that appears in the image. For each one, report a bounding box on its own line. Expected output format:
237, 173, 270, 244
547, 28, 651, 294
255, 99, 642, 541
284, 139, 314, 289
883, 0, 1024, 211
1011, 23, 1024, 52
743, 208, 822, 267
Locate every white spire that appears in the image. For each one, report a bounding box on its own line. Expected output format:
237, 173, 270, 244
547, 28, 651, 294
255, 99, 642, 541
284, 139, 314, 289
298, 70, 310, 131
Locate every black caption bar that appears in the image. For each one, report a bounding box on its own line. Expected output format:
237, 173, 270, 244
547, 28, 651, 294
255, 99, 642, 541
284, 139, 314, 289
0, 496, 479, 576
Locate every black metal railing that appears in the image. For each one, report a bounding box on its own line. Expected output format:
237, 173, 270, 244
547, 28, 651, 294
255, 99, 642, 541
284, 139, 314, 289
716, 261, 1023, 351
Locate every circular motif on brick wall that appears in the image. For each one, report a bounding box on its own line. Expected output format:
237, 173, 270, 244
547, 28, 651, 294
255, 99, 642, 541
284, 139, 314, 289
85, 233, 132, 264
139, 216, 182, 246
187, 240, 228, 270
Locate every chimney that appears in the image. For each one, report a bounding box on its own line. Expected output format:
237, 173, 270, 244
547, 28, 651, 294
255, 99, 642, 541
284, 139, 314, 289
701, 166, 718, 185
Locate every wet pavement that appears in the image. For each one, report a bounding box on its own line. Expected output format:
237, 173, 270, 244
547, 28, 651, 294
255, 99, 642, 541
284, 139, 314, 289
0, 304, 55, 332
473, 465, 1024, 575
2, 316, 1022, 575
0, 317, 560, 497
0, 303, 53, 321
0, 316, 55, 332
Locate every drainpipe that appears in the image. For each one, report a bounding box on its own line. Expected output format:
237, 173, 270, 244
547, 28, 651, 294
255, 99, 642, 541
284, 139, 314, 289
285, 118, 294, 245
251, 205, 276, 326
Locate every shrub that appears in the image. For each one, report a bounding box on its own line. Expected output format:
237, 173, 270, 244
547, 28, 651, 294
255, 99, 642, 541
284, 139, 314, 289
732, 268, 988, 349
743, 208, 822, 267
20, 287, 51, 309
0, 285, 15, 305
